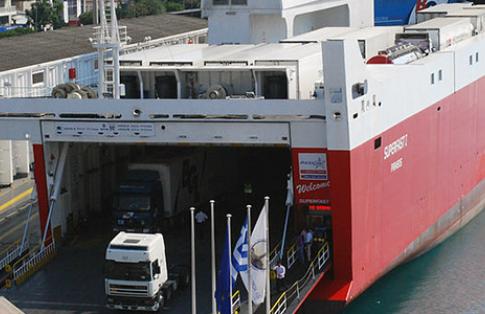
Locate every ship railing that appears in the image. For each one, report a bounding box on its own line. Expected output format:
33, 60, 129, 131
231, 290, 241, 314
12, 240, 56, 285
270, 241, 331, 314
121, 28, 208, 55
270, 242, 281, 267
270, 292, 287, 314
286, 243, 297, 270
270, 235, 300, 271
0, 198, 36, 279
0, 241, 22, 271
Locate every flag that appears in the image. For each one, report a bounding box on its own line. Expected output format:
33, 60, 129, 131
240, 205, 268, 305
215, 223, 235, 314
231, 217, 249, 284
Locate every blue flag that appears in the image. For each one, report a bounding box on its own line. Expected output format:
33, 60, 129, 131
215, 223, 234, 314
231, 217, 248, 283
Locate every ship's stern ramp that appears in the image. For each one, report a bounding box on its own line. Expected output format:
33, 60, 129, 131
0, 98, 326, 248
0, 99, 325, 146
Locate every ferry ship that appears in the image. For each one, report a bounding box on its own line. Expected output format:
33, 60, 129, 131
1, 0, 485, 313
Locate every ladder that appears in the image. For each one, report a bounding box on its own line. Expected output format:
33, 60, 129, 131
92, 0, 127, 99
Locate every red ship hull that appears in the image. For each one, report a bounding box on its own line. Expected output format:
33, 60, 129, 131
296, 76, 485, 312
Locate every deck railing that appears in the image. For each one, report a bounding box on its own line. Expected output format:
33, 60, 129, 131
12, 241, 56, 285
270, 241, 331, 314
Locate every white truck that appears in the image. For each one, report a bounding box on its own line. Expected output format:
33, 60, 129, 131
105, 232, 188, 311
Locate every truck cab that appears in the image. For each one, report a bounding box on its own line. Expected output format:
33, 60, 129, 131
113, 170, 163, 233
105, 232, 168, 311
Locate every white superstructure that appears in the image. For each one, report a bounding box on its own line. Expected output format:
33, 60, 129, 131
202, 0, 373, 44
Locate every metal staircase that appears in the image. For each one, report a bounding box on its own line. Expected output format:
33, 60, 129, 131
91, 0, 127, 99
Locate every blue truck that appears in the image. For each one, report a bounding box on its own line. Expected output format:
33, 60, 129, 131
375, 0, 467, 26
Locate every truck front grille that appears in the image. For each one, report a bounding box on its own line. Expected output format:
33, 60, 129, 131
109, 284, 149, 296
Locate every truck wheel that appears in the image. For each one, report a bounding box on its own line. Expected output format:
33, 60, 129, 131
158, 297, 165, 312
164, 286, 173, 303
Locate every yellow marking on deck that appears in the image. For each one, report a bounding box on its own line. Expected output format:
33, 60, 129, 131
0, 188, 33, 213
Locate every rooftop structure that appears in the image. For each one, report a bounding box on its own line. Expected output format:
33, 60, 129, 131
0, 0, 15, 25
0, 14, 207, 72
201, 0, 373, 44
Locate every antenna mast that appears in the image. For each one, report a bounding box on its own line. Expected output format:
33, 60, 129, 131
92, 0, 126, 99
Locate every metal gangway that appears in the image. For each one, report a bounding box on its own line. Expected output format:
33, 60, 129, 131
230, 234, 331, 314
270, 241, 331, 314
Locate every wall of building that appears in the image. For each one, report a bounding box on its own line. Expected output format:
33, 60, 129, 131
0, 140, 30, 186
0, 53, 98, 98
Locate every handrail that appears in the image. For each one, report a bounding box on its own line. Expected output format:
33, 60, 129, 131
269, 241, 331, 314
231, 290, 241, 314
270, 291, 287, 314
0, 199, 37, 271
11, 243, 40, 270
13, 241, 56, 285
0, 241, 21, 271
0, 240, 20, 261
286, 243, 297, 270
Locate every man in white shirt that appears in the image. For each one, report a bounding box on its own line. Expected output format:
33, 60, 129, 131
195, 209, 208, 240
273, 262, 286, 292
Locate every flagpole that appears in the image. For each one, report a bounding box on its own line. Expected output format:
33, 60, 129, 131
226, 213, 233, 313
246, 205, 253, 314
190, 207, 197, 314
265, 196, 271, 314
210, 200, 217, 314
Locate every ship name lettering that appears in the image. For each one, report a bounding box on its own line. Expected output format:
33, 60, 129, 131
384, 134, 408, 160
391, 158, 403, 172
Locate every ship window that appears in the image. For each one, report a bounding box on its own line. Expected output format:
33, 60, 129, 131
231, 0, 247, 4
32, 71, 44, 85
469, 55, 473, 65
438, 70, 443, 81
374, 137, 382, 149
213, 0, 228, 4
430, 73, 435, 85
476, 52, 479, 63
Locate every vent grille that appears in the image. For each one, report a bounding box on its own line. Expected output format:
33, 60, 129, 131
109, 284, 148, 296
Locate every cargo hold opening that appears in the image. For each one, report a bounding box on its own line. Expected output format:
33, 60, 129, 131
48, 143, 292, 245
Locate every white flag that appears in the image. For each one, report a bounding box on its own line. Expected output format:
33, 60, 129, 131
240, 204, 268, 305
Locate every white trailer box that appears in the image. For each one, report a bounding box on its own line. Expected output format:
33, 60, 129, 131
0, 140, 13, 186
405, 17, 474, 51
128, 152, 204, 218
12, 141, 30, 177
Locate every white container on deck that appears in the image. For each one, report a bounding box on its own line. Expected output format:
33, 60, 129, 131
12, 141, 30, 178
0, 140, 14, 186
405, 17, 474, 51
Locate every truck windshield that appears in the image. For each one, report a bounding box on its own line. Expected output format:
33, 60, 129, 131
105, 260, 151, 281
118, 195, 151, 212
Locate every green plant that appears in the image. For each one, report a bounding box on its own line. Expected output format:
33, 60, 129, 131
0, 27, 34, 39
26, 0, 64, 31
79, 10, 94, 25
164, 1, 184, 12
